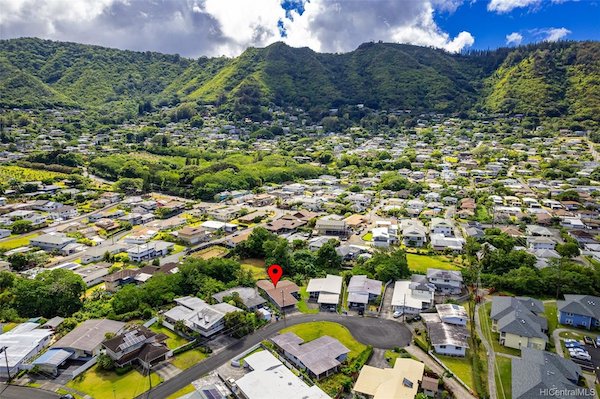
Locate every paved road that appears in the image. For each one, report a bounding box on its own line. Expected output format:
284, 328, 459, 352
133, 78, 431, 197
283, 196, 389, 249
0, 385, 59, 399
136, 313, 411, 399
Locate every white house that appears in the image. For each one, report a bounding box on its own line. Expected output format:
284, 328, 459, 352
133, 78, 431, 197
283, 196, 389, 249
0, 323, 52, 378
163, 296, 241, 337
430, 233, 464, 252
427, 269, 463, 295
430, 218, 454, 237
435, 303, 468, 325
390, 277, 435, 315
127, 241, 173, 262
527, 236, 556, 251
306, 274, 343, 311
347, 275, 382, 309
401, 219, 427, 247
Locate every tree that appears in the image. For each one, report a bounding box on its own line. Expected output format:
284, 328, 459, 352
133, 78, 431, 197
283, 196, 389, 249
224, 311, 256, 338
11, 219, 33, 234
112, 284, 142, 314
316, 241, 342, 270
366, 249, 410, 282
556, 242, 580, 258
97, 354, 115, 371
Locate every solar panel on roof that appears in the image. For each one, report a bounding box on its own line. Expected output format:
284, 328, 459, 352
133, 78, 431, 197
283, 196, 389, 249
201, 388, 221, 399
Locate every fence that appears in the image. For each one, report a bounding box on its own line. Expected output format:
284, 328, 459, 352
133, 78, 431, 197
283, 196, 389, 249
70, 357, 97, 379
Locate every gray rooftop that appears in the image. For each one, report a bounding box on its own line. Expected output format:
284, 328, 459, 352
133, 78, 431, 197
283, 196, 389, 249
557, 295, 600, 321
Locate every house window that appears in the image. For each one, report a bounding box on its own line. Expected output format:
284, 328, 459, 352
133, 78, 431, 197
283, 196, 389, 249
439, 345, 446, 349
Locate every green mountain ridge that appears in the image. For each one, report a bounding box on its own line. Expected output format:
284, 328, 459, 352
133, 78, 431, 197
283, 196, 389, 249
1, 37, 599, 121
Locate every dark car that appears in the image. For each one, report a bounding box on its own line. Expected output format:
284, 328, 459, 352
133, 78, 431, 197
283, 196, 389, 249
406, 315, 422, 323
583, 336, 594, 346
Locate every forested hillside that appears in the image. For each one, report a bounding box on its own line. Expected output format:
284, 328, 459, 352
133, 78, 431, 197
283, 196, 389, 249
1, 38, 599, 120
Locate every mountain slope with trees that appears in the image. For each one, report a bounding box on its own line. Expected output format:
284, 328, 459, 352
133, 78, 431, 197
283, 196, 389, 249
1, 38, 599, 120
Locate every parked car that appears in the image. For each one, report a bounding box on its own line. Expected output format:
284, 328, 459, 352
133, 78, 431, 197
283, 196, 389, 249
583, 336, 594, 345
596, 336, 600, 346
406, 315, 422, 323
571, 352, 592, 361
393, 310, 402, 318
565, 341, 584, 348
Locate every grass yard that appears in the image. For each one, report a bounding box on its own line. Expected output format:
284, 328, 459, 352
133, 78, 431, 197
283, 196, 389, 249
544, 301, 558, 335
406, 253, 461, 273
494, 356, 512, 399
296, 286, 319, 314
438, 355, 474, 390
0, 165, 67, 183
0, 232, 39, 250
280, 321, 366, 359
362, 232, 373, 241
66, 365, 162, 399
241, 258, 267, 279
165, 385, 197, 399
85, 283, 105, 297
191, 246, 228, 260
479, 302, 522, 357
149, 324, 189, 349
170, 349, 208, 370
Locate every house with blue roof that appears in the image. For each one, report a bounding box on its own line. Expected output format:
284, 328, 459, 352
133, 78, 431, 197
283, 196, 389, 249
557, 295, 600, 330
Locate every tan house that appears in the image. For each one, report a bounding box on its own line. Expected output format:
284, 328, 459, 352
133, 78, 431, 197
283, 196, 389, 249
178, 226, 208, 245
353, 358, 425, 399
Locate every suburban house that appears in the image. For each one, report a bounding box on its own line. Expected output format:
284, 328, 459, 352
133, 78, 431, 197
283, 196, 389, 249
81, 242, 129, 264
427, 269, 463, 295
353, 358, 425, 399
347, 275, 382, 309
102, 326, 170, 369
51, 319, 125, 359
429, 233, 464, 252
430, 218, 454, 237
270, 332, 350, 380
234, 350, 329, 399
371, 225, 398, 248
31, 348, 73, 376
512, 348, 582, 399
490, 297, 548, 350
557, 295, 600, 330
126, 241, 173, 262
527, 236, 556, 251
314, 218, 348, 236
103, 269, 140, 292
435, 303, 468, 326
163, 296, 241, 337
400, 219, 427, 247
264, 216, 306, 235
422, 313, 469, 357
29, 233, 76, 252
0, 322, 53, 378
256, 280, 299, 312
306, 274, 343, 311
212, 287, 267, 311
390, 277, 435, 315
177, 226, 209, 245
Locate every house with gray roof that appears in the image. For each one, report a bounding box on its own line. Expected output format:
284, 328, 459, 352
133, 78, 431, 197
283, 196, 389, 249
490, 297, 548, 351
51, 318, 125, 358
163, 296, 241, 337
270, 332, 350, 380
512, 348, 586, 399
557, 295, 600, 330
427, 268, 463, 295
212, 287, 266, 311
347, 275, 382, 309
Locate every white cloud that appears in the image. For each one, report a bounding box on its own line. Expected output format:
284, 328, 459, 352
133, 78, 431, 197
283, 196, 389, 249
488, 0, 539, 13
542, 27, 571, 41
506, 32, 523, 45
0, 0, 475, 57
487, 0, 575, 13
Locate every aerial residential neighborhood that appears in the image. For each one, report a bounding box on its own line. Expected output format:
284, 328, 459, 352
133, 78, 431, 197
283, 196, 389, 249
1, 2, 600, 399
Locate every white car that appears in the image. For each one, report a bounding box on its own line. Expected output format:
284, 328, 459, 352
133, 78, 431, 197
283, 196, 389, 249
393, 310, 403, 318
571, 352, 592, 361
568, 348, 588, 355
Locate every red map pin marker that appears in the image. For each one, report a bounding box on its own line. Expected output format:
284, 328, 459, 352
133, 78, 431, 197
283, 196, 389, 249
267, 264, 283, 288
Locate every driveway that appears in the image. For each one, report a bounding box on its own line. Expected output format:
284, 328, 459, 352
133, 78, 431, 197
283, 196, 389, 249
136, 313, 411, 399
380, 281, 394, 319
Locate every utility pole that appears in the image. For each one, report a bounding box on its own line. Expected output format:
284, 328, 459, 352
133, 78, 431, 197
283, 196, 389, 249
281, 289, 287, 327
145, 351, 152, 399
402, 294, 406, 323
1, 346, 11, 382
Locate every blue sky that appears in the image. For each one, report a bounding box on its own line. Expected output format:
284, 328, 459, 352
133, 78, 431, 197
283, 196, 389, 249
0, 0, 598, 57
436, 0, 600, 50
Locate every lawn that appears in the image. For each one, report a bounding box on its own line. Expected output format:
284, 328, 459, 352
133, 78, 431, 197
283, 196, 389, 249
279, 321, 366, 359
165, 385, 197, 399
544, 301, 558, 335
0, 232, 39, 250
241, 258, 267, 279
362, 232, 373, 241
494, 355, 512, 399
170, 349, 208, 370
406, 253, 461, 273
296, 286, 319, 314
479, 302, 522, 357
191, 246, 228, 260
0, 165, 67, 183
85, 283, 105, 298
66, 365, 162, 399
438, 355, 474, 390
149, 323, 189, 350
